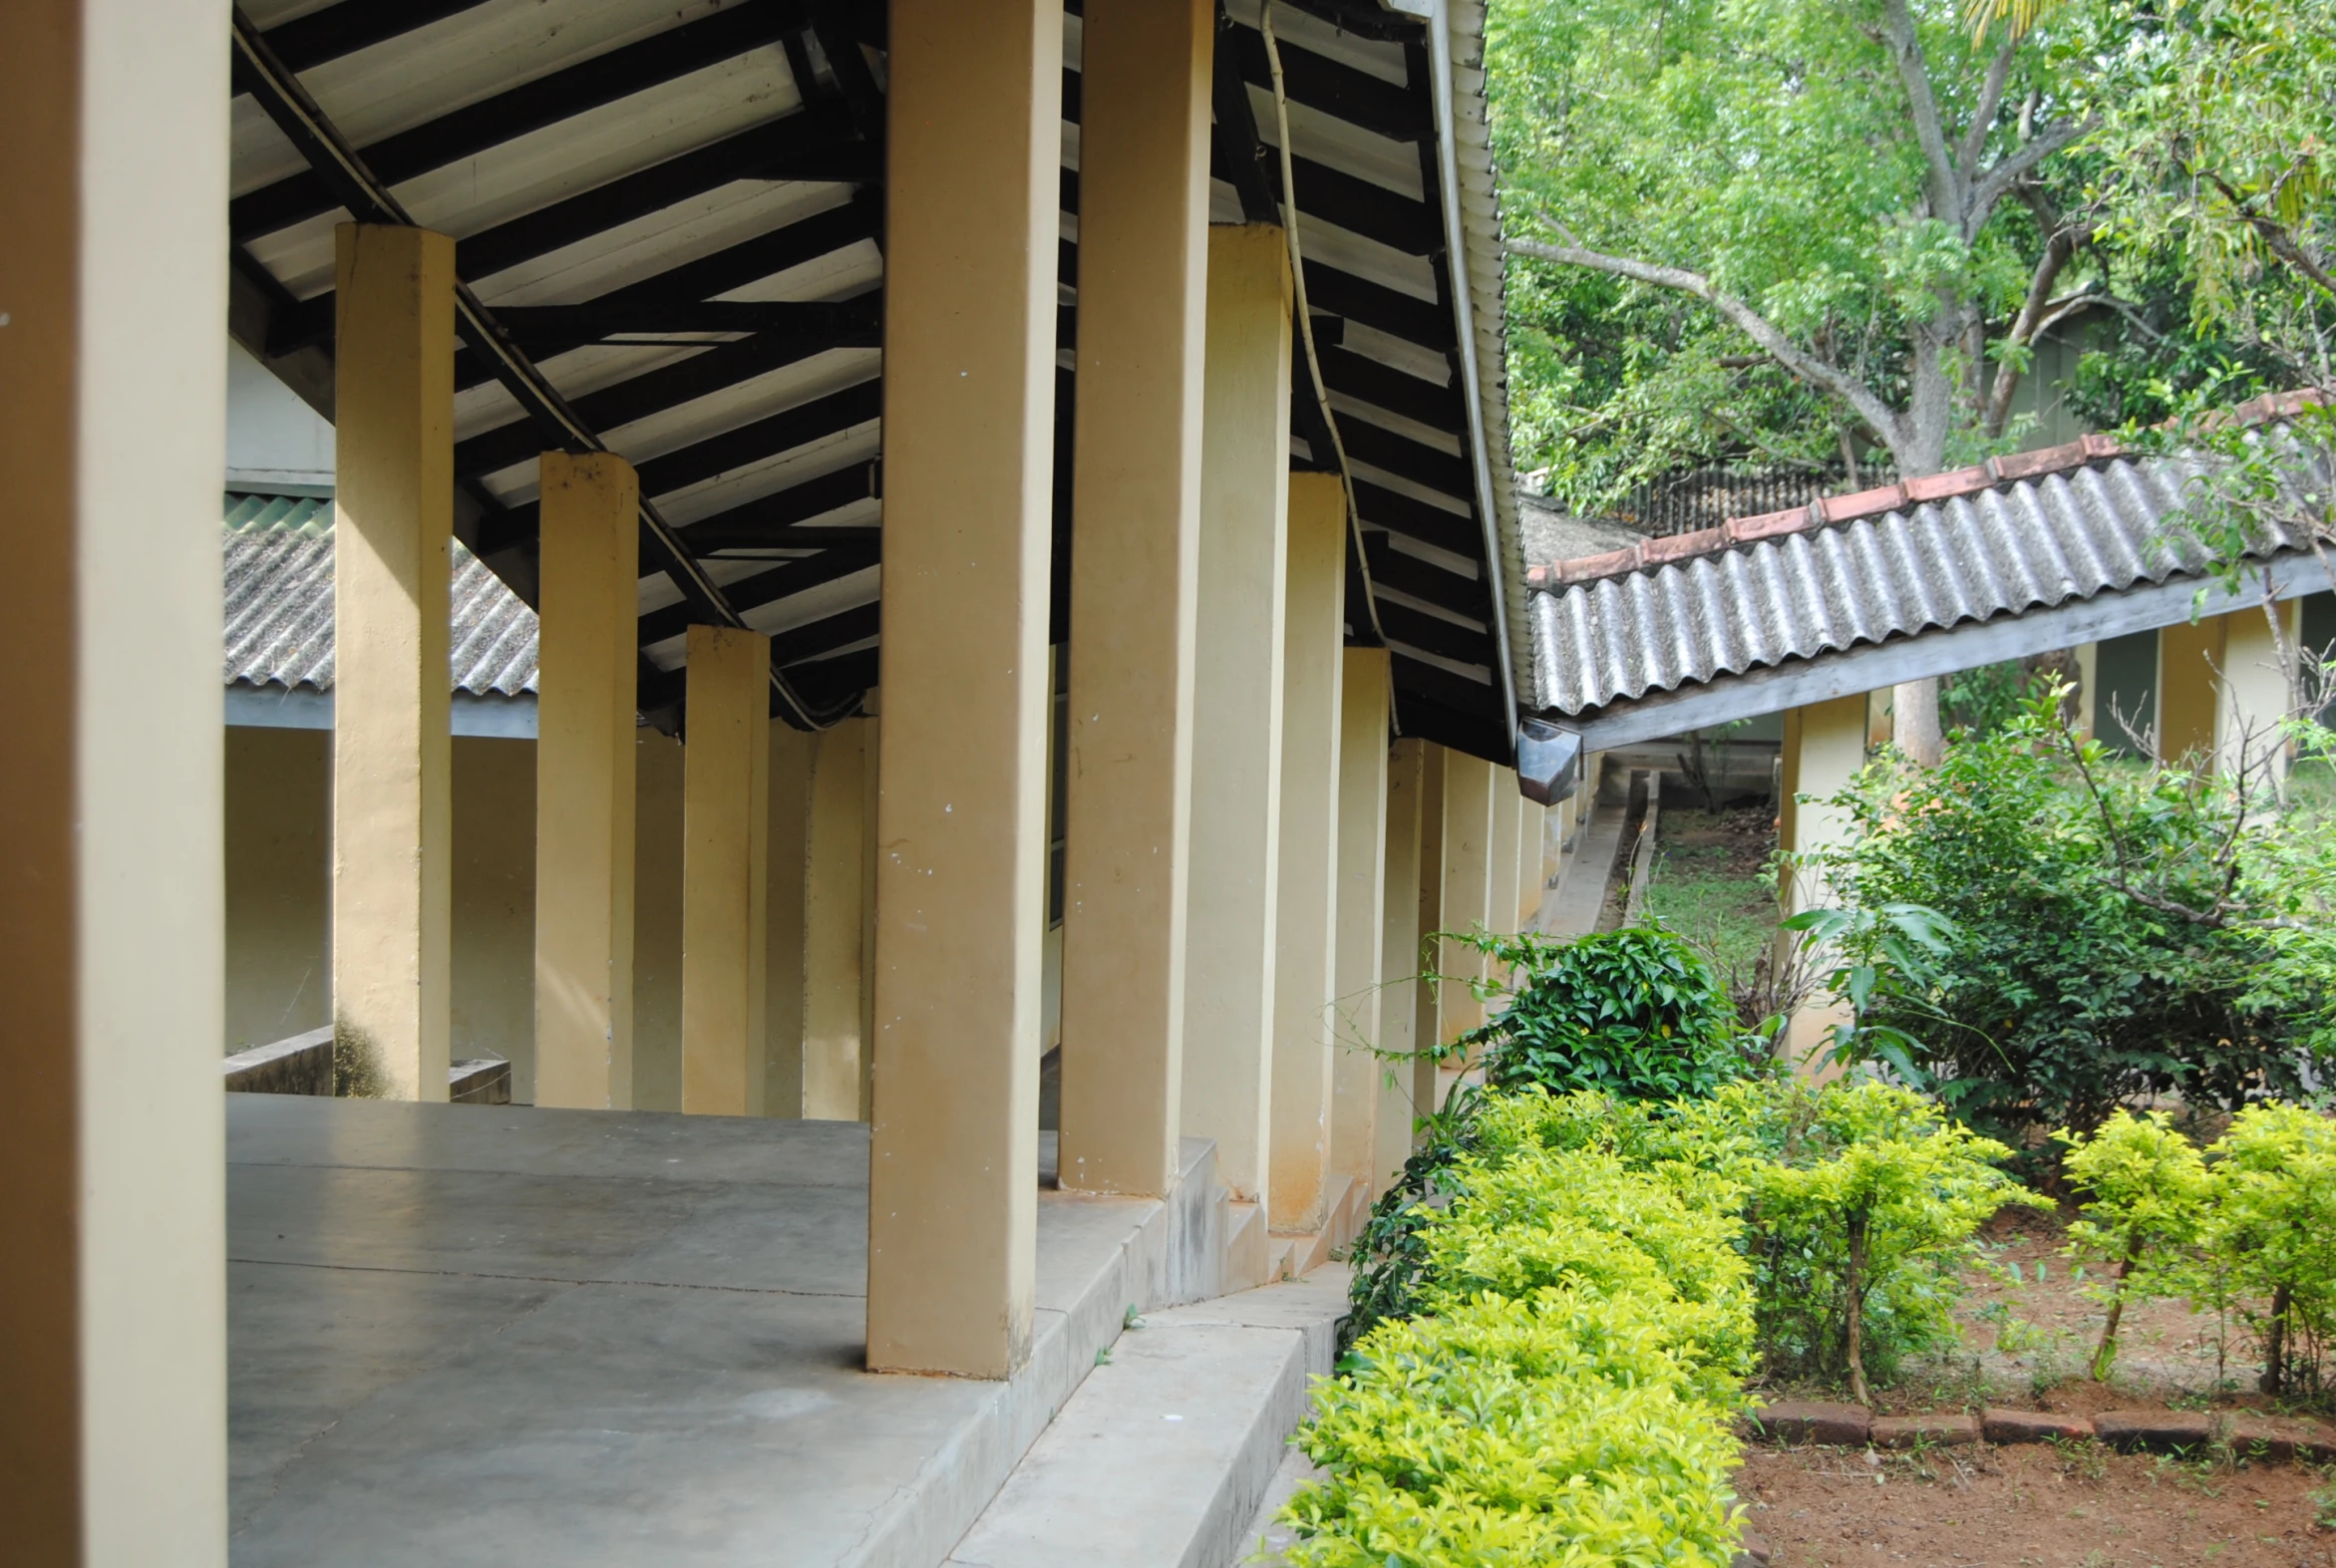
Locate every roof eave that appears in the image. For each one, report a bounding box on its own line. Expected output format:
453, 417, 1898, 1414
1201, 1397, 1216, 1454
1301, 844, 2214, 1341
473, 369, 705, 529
1517, 551, 2333, 800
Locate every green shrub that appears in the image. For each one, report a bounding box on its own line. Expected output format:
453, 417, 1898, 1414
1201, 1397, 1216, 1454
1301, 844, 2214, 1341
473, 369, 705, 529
2058, 1109, 2211, 1380
1810, 687, 2336, 1149
2201, 1102, 2336, 1400
1288, 1103, 1754, 1567
1714, 1081, 2047, 1402
1455, 926, 1756, 1102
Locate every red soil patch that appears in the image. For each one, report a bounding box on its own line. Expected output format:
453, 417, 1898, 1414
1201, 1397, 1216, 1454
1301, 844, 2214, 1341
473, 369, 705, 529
1739, 1440, 2335, 1568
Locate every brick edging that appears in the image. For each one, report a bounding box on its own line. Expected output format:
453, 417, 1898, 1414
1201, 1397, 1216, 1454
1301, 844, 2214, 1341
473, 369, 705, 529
1740, 1401, 2336, 1462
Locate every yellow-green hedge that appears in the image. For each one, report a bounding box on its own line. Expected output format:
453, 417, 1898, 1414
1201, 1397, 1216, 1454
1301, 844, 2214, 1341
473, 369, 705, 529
1283, 1099, 1755, 1566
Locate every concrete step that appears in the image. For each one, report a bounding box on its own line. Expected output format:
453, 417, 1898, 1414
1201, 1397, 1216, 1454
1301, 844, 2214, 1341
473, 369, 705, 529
1223, 1199, 1267, 1293
1234, 1444, 1326, 1566
944, 1269, 1349, 1568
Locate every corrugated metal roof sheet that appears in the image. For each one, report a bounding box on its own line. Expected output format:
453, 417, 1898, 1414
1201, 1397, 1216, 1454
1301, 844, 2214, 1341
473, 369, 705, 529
223, 492, 539, 697
1526, 449, 2312, 719
226, 0, 1519, 755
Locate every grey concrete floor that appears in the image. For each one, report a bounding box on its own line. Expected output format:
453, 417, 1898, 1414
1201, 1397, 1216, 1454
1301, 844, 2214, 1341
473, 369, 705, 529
226, 1095, 1156, 1567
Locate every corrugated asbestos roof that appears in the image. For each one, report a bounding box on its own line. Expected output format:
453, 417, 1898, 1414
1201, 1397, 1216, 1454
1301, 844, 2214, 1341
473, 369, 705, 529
228, 0, 1521, 759
1526, 444, 2311, 719
224, 492, 539, 697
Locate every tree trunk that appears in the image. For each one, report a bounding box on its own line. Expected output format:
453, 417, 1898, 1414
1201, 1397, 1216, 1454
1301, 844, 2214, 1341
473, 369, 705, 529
2261, 1282, 2292, 1395
2091, 1230, 2147, 1381
1893, 679, 1944, 766
1845, 1208, 1873, 1407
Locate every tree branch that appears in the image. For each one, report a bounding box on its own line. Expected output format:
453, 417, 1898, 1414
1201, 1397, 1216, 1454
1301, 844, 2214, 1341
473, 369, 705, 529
1504, 235, 1908, 449
1958, 36, 2021, 187
1984, 223, 2078, 436
1966, 119, 2089, 229
1879, 0, 1964, 225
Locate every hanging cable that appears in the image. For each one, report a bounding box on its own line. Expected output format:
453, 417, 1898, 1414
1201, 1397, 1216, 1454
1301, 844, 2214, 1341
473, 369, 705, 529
1259, 3, 1391, 655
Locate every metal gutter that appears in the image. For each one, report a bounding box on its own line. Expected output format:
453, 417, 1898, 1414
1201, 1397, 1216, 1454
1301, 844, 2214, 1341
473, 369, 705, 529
1415, 0, 1519, 758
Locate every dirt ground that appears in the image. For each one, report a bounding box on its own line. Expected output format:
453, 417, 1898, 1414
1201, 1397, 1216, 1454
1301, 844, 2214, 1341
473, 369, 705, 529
1745, 1207, 2336, 1566
1740, 1440, 2336, 1568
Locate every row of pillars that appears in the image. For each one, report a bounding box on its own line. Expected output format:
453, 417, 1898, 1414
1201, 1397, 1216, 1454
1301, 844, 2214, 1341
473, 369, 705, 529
319, 0, 1553, 1381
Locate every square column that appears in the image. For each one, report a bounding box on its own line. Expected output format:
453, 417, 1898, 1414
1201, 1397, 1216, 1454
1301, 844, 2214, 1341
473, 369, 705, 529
1410, 743, 1448, 1127
4, 0, 229, 1550
1437, 751, 1497, 1045
1375, 738, 1429, 1190
333, 222, 457, 1101
2217, 603, 2297, 781
2160, 607, 2298, 778
533, 453, 640, 1109
869, 0, 1062, 1380
1331, 649, 1391, 1196
1267, 473, 1347, 1235
1518, 795, 1548, 928
681, 625, 771, 1115
1056, 0, 1212, 1198
2157, 617, 2223, 765
1487, 767, 1521, 938
803, 721, 871, 1119
1181, 225, 1294, 1210
1779, 693, 1870, 1066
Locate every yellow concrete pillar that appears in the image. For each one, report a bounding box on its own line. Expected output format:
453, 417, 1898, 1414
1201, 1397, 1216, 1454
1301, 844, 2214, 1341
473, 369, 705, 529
764, 717, 869, 1120
1487, 768, 1521, 939
1375, 739, 1428, 1190
2158, 617, 2223, 766
681, 625, 771, 1115
1331, 648, 1391, 1199
1438, 751, 1497, 1045
1780, 693, 1868, 910
1180, 224, 1295, 1210
868, 0, 1061, 1380
1268, 473, 1347, 1235
532, 453, 640, 1109
2216, 602, 2298, 783
1519, 796, 1548, 929
1410, 743, 1448, 1129
2074, 641, 2100, 744
631, 730, 687, 1110
803, 721, 869, 1119
1779, 692, 1869, 1065
332, 222, 456, 1101
2, 0, 228, 1549
1057, 0, 1212, 1199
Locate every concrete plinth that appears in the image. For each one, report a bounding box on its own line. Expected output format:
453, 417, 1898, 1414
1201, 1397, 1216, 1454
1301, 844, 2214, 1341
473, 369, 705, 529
227, 1096, 1215, 1567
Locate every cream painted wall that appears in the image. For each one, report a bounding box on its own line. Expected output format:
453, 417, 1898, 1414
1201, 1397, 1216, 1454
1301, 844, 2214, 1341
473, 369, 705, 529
451, 736, 535, 1094
223, 723, 702, 1110
224, 726, 331, 1052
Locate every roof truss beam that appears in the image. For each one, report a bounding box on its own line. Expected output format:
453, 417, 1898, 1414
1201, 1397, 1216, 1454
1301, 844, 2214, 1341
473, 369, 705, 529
232, 0, 811, 242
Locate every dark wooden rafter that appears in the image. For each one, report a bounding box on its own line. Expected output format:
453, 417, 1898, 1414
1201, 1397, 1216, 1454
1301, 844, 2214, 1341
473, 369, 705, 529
268, 112, 876, 358
454, 315, 878, 479
452, 192, 881, 389
806, 0, 886, 145
1365, 534, 1482, 619
233, 0, 810, 242
252, 0, 501, 76
636, 545, 876, 648
1210, 2, 1278, 223
229, 6, 860, 730
1375, 599, 1493, 667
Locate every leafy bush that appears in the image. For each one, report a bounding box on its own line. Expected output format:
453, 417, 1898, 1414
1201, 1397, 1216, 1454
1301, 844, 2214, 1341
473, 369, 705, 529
1288, 1102, 1755, 1566
1452, 926, 1756, 1102
1349, 928, 1758, 1338
2057, 1109, 2211, 1380
2059, 1102, 2336, 1401
1810, 686, 2336, 1148
1710, 1082, 2047, 1401
2200, 1102, 2336, 1401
